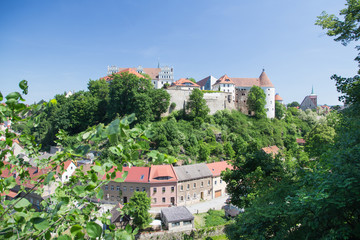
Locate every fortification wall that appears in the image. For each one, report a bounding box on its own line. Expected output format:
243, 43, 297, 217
164, 90, 236, 116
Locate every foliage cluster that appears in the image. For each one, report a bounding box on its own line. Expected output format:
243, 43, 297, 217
0, 81, 174, 239
13, 73, 170, 150
223, 1, 360, 239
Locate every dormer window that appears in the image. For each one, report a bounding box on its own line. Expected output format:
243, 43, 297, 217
140, 175, 144, 180
154, 176, 173, 180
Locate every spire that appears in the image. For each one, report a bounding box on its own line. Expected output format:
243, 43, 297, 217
311, 85, 314, 95
157, 58, 160, 68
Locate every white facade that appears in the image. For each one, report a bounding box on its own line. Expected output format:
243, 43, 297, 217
61, 161, 77, 183
212, 175, 227, 198
262, 87, 275, 119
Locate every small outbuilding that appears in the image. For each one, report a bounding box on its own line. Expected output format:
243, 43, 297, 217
160, 206, 194, 232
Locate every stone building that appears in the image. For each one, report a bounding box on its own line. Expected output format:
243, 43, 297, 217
300, 87, 317, 111
197, 70, 276, 118
173, 163, 213, 206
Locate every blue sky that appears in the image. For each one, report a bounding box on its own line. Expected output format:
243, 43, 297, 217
0, 0, 358, 105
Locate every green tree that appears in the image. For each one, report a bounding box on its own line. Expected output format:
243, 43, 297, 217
198, 142, 210, 162
187, 88, 210, 119
304, 123, 336, 158
247, 85, 266, 118
108, 72, 153, 122
275, 101, 285, 120
123, 191, 152, 229
287, 101, 300, 108
223, 142, 235, 159
150, 88, 170, 120
188, 77, 196, 83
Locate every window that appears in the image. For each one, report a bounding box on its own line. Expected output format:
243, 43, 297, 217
193, 183, 196, 189
171, 187, 175, 192
162, 187, 166, 193
172, 222, 180, 227
187, 194, 190, 200
220, 179, 222, 184
140, 174, 144, 180
105, 185, 108, 190
184, 220, 192, 225
153, 198, 157, 203
116, 186, 120, 191
136, 187, 140, 192
180, 196, 184, 201
201, 182, 203, 187
180, 185, 183, 191
215, 180, 217, 185
130, 187, 134, 192
187, 184, 190, 190
208, 190, 211, 195
123, 186, 127, 191
153, 187, 157, 193
142, 187, 146, 192
193, 193, 196, 199
208, 180, 210, 186
162, 197, 166, 203
111, 185, 114, 191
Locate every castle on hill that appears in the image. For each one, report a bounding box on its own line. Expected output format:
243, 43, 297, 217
103, 66, 276, 118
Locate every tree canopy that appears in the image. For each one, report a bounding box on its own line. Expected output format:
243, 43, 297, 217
247, 85, 266, 118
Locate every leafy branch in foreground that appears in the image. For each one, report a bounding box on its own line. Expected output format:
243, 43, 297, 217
0, 81, 175, 239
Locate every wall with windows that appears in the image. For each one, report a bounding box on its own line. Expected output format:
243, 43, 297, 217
176, 177, 213, 206
150, 182, 177, 208
102, 181, 150, 204
212, 175, 227, 198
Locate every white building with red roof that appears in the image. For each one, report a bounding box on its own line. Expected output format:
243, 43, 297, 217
107, 65, 174, 89
168, 78, 200, 90
197, 69, 276, 118
206, 161, 233, 198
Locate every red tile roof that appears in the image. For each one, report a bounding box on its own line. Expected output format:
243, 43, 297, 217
101, 166, 129, 180
171, 78, 200, 88
261, 146, 280, 156
296, 138, 306, 144
230, 70, 274, 88
149, 165, 177, 183
215, 75, 235, 85
118, 67, 161, 80
101, 68, 145, 81
206, 161, 233, 177
275, 94, 283, 101
125, 167, 150, 183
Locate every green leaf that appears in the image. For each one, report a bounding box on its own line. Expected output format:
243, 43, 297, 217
19, 80, 28, 95
82, 131, 91, 140
57, 235, 71, 240
14, 198, 31, 210
125, 224, 132, 234
5, 92, 21, 100
73, 185, 86, 196
32, 217, 50, 231
92, 165, 103, 173
0, 91, 3, 101
70, 224, 83, 236
43, 171, 55, 185
86, 222, 102, 239
114, 171, 128, 182
96, 188, 104, 200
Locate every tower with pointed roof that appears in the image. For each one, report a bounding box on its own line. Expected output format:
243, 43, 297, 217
258, 69, 275, 118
